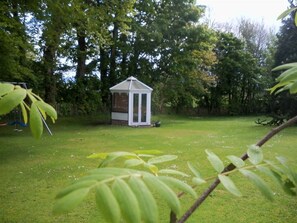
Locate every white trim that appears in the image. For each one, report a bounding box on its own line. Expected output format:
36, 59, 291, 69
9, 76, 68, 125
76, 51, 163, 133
111, 112, 128, 121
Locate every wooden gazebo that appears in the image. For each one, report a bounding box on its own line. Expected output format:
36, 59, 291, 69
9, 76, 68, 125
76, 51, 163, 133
110, 76, 153, 126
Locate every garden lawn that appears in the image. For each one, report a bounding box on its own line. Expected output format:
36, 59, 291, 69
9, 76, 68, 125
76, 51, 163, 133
0, 115, 296, 223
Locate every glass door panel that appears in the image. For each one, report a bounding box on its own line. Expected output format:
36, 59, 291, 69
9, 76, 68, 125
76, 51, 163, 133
133, 94, 139, 122
141, 94, 147, 122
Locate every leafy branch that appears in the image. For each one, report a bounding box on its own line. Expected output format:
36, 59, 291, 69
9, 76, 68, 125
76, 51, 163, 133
269, 63, 297, 94
0, 82, 57, 138
54, 115, 297, 223
53, 166, 197, 223
175, 115, 297, 223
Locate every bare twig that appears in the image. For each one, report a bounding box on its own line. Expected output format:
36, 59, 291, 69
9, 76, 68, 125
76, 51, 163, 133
175, 115, 297, 223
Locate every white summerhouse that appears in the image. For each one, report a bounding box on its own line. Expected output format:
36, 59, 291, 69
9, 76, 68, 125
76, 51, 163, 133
110, 76, 153, 126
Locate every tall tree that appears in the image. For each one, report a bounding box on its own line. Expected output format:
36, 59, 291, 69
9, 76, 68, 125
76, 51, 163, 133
211, 32, 260, 114
0, 0, 35, 83
271, 0, 297, 119
116, 0, 217, 112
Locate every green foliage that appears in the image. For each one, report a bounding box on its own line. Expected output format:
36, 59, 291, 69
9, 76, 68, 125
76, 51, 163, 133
88, 151, 178, 175
0, 1, 35, 82
270, 63, 297, 94
202, 146, 297, 202
54, 166, 196, 222
211, 31, 263, 114
0, 82, 57, 138
55, 144, 297, 223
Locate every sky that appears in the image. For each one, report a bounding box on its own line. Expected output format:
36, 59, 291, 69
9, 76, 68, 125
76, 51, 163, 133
198, 0, 290, 29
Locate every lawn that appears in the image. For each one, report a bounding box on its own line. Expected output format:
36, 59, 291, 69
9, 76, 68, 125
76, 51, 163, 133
0, 115, 296, 223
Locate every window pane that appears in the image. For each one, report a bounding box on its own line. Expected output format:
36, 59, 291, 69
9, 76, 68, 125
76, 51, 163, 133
141, 94, 147, 122
133, 94, 139, 122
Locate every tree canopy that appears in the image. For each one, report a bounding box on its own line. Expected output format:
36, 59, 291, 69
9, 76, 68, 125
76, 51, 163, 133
0, 0, 294, 117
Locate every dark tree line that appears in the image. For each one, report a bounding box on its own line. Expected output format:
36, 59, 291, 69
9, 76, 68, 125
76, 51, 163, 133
0, 0, 296, 117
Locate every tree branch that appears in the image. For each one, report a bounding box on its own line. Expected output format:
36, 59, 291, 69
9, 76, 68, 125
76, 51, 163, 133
175, 115, 297, 223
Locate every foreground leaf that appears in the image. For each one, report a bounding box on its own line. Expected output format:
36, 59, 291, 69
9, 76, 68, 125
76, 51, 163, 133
128, 176, 158, 223
205, 150, 224, 173
0, 83, 14, 97
20, 102, 28, 124
192, 177, 206, 185
124, 159, 144, 167
257, 166, 296, 196
0, 88, 26, 115
30, 102, 43, 139
148, 155, 178, 164
187, 162, 203, 178
35, 100, 57, 121
158, 169, 189, 177
275, 66, 297, 82
247, 145, 263, 165
227, 155, 245, 168
99, 152, 138, 167
53, 188, 90, 214
272, 62, 297, 71
112, 178, 141, 223
159, 176, 197, 197
143, 175, 181, 215
218, 174, 242, 197
277, 8, 297, 20
239, 169, 274, 201
56, 180, 97, 199
96, 184, 121, 223
87, 152, 108, 159
290, 80, 297, 94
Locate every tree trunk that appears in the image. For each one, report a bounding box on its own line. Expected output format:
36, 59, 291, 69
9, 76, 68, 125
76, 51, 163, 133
120, 34, 128, 78
110, 21, 119, 86
43, 45, 57, 105
76, 30, 87, 80
100, 47, 109, 105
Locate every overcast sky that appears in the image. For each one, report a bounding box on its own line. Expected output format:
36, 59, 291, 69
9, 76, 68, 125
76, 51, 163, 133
198, 0, 289, 29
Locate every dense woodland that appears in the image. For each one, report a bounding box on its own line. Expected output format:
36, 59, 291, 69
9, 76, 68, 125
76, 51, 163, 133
1, 0, 297, 118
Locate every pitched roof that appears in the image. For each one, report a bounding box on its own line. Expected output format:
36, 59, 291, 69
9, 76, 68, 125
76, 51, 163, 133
110, 76, 153, 92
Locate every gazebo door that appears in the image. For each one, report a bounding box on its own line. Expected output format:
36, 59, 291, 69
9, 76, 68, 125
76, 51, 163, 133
132, 93, 147, 125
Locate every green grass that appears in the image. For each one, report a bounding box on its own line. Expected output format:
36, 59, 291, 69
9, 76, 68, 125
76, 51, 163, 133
0, 115, 296, 223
